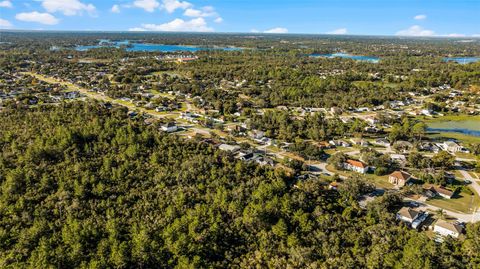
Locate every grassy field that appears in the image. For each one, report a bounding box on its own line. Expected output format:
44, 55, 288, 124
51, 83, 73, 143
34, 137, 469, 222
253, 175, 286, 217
428, 132, 480, 144
426, 186, 480, 214
423, 114, 480, 122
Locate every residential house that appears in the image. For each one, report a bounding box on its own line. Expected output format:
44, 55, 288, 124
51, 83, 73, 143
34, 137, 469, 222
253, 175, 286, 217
317, 141, 332, 149
329, 140, 351, 147
390, 154, 407, 167
236, 151, 254, 161
350, 138, 369, 147
396, 207, 420, 223
330, 106, 343, 115
328, 182, 338, 190
421, 109, 434, 116
396, 207, 428, 229
249, 130, 265, 140
434, 220, 463, 238
442, 141, 463, 153
393, 140, 413, 153
389, 171, 412, 187
161, 122, 178, 133
344, 159, 369, 174
64, 91, 80, 99
424, 185, 455, 199
374, 138, 390, 147
218, 144, 241, 153
254, 156, 275, 167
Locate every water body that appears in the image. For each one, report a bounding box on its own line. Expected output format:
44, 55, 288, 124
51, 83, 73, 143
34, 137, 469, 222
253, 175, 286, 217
427, 120, 480, 137
310, 53, 380, 63
443, 57, 480, 64
76, 40, 242, 52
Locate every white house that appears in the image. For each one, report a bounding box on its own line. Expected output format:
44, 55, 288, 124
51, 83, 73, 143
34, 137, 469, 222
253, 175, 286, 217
442, 141, 463, 153
374, 138, 390, 147
218, 144, 241, 153
344, 159, 369, 174
434, 220, 463, 238
161, 122, 178, 133
396, 207, 419, 223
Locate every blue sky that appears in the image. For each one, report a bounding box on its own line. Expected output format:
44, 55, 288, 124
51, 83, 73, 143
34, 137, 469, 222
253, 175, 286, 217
0, 0, 479, 37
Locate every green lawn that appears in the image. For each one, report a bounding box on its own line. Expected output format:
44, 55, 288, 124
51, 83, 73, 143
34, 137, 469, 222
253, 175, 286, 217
423, 115, 480, 122
428, 132, 480, 144
426, 186, 480, 214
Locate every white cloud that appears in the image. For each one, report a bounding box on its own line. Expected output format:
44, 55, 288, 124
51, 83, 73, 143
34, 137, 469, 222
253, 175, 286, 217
128, 27, 147, 31
15, 11, 59, 25
327, 28, 347, 35
111, 4, 120, 13
250, 29, 259, 33
184, 6, 217, 17
130, 17, 213, 32
414, 14, 427, 20
472, 34, 480, 38
396, 25, 435, 36
264, 27, 288, 34
133, 0, 159, 12
41, 0, 96, 16
161, 0, 192, 13
214, 17, 223, 23
0, 1, 12, 8
0, 18, 12, 28
445, 33, 466, 37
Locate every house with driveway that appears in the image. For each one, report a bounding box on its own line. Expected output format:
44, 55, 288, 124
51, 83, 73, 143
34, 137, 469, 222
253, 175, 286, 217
434, 220, 464, 238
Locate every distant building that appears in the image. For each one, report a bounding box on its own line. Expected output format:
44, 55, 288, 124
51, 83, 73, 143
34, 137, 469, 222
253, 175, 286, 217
329, 140, 351, 147
161, 122, 178, 133
389, 171, 412, 187
434, 220, 463, 238
317, 141, 332, 149
350, 138, 369, 147
330, 106, 343, 115
390, 154, 407, 167
218, 144, 241, 153
328, 182, 338, 190
442, 141, 463, 153
374, 138, 390, 147
344, 159, 369, 174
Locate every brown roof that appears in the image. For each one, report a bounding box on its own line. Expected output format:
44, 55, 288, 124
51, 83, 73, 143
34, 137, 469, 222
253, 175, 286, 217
397, 207, 419, 220
435, 186, 454, 197
346, 159, 367, 168
390, 171, 411, 181
435, 220, 463, 233
424, 184, 454, 197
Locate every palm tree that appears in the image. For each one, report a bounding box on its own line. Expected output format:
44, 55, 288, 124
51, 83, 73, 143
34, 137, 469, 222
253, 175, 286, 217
436, 209, 446, 220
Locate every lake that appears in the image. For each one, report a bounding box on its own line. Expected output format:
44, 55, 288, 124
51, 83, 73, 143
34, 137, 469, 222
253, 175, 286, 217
443, 57, 480, 64
76, 40, 242, 52
427, 120, 480, 137
310, 53, 380, 63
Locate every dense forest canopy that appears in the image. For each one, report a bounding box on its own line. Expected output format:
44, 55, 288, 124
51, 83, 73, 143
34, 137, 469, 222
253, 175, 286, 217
1, 102, 480, 268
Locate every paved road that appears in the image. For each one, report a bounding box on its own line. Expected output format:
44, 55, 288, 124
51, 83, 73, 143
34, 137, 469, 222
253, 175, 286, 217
457, 163, 480, 198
